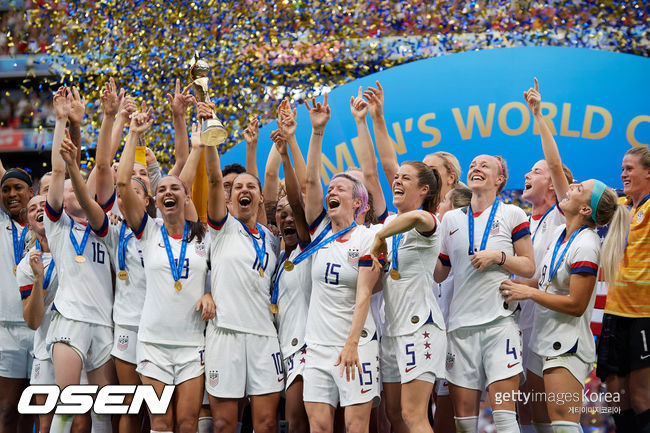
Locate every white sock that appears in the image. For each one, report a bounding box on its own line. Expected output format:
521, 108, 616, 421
533, 423, 554, 433
550, 421, 581, 433
50, 414, 74, 433
520, 425, 536, 433
90, 411, 112, 433
493, 410, 520, 433
198, 417, 213, 433
454, 416, 478, 433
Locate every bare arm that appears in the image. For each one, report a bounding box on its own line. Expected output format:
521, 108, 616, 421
198, 103, 227, 224
524, 78, 569, 201
167, 79, 193, 176
434, 260, 451, 283
351, 88, 387, 217
22, 251, 45, 330
304, 94, 330, 224
335, 265, 381, 381
243, 118, 259, 179
262, 144, 281, 215
48, 87, 70, 212
365, 82, 398, 184
501, 273, 596, 317
61, 138, 107, 231
95, 78, 123, 205
278, 99, 307, 188
274, 132, 310, 246
117, 111, 153, 232
67, 86, 86, 167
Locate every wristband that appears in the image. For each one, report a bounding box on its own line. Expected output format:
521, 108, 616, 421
499, 251, 506, 266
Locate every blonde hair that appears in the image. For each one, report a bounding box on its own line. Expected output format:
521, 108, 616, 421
597, 187, 631, 286
432, 151, 461, 185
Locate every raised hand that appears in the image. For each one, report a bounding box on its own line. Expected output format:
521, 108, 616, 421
196, 102, 214, 121
118, 95, 137, 124
243, 118, 259, 146
29, 249, 44, 278
363, 81, 384, 120
167, 78, 194, 118
190, 123, 205, 149
53, 86, 71, 120
350, 86, 368, 121
270, 129, 288, 155
129, 109, 154, 136
305, 92, 330, 131
68, 86, 86, 125
101, 77, 124, 117
523, 77, 541, 117
60, 130, 77, 166
145, 147, 156, 166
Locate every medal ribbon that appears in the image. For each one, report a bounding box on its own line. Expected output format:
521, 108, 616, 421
11, 221, 28, 268
118, 221, 134, 272
35, 238, 55, 290
235, 218, 267, 273
293, 221, 356, 267
391, 233, 403, 273
531, 204, 556, 244
160, 221, 188, 283
270, 251, 287, 309
468, 198, 500, 255
69, 216, 92, 258
547, 225, 588, 285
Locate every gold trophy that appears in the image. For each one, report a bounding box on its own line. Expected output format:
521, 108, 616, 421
189, 51, 228, 145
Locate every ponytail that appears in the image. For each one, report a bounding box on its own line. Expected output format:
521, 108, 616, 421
186, 219, 206, 244
403, 160, 442, 214
596, 187, 631, 287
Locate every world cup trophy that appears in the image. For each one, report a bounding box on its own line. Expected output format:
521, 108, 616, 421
189, 51, 227, 145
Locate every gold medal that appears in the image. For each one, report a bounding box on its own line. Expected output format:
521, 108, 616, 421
174, 280, 182, 292
270, 303, 279, 314
13, 265, 17, 275
117, 270, 129, 280
258, 267, 265, 278
389, 269, 400, 280
283, 261, 294, 271
75, 255, 86, 263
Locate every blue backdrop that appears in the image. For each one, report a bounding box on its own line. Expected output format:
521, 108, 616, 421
221, 46, 650, 203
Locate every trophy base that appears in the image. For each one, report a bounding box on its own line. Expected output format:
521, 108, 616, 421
201, 118, 227, 146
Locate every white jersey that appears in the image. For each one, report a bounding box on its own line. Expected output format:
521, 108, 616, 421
104, 222, 146, 327
305, 212, 379, 347
208, 214, 280, 337
0, 210, 31, 323
518, 205, 565, 331
531, 225, 600, 363
16, 248, 58, 360
438, 203, 531, 332
434, 273, 454, 327
44, 202, 113, 327
381, 213, 445, 336
135, 214, 210, 346
275, 247, 312, 357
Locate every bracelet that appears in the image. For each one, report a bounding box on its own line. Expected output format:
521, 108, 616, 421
499, 251, 506, 266
313, 130, 324, 136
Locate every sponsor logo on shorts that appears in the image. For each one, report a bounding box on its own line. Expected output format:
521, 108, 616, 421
277, 377, 284, 382
507, 362, 520, 368
348, 248, 359, 264
545, 357, 556, 361
446, 352, 455, 369
360, 388, 371, 394
117, 335, 129, 351
405, 366, 416, 373
208, 370, 219, 388
640, 354, 650, 360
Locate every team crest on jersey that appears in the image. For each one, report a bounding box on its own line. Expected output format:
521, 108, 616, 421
637, 210, 644, 224
208, 370, 219, 387
195, 242, 206, 257
445, 352, 455, 369
490, 220, 500, 235
348, 248, 359, 264
117, 335, 129, 351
